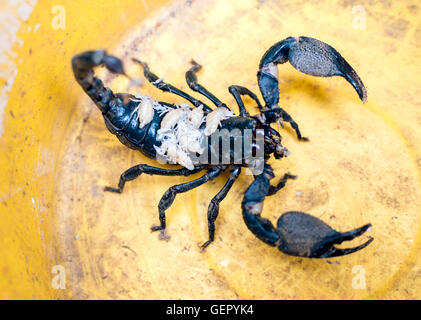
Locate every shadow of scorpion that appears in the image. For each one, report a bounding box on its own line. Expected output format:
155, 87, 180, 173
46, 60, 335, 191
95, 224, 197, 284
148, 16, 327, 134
72, 36, 373, 258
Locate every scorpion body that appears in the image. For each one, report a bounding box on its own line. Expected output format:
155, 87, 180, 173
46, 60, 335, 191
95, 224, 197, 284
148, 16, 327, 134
72, 36, 373, 258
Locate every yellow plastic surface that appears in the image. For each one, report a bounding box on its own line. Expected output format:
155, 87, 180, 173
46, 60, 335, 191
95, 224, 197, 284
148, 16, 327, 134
1, 0, 421, 299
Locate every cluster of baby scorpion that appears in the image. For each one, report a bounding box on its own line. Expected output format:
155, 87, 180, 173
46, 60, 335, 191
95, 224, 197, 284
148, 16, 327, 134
129, 94, 235, 169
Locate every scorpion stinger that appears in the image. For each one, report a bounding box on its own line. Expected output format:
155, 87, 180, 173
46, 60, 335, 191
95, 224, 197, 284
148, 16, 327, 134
257, 36, 367, 140
71, 50, 129, 113
241, 166, 373, 258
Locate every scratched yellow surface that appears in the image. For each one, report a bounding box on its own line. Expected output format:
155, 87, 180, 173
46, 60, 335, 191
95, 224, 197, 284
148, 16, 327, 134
1, 0, 421, 299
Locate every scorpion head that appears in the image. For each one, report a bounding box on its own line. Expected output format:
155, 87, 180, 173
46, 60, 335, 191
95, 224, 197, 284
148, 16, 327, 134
256, 109, 291, 159
267, 126, 290, 159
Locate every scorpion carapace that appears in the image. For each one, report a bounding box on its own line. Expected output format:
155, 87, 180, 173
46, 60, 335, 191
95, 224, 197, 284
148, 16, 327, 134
72, 36, 373, 258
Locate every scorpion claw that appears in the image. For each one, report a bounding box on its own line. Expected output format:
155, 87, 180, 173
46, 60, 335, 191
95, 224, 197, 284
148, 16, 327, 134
242, 171, 373, 258
319, 237, 374, 258
275, 212, 373, 258
258, 36, 367, 107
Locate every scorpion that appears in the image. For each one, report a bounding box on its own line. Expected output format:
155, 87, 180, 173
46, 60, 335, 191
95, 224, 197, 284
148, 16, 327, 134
72, 36, 373, 258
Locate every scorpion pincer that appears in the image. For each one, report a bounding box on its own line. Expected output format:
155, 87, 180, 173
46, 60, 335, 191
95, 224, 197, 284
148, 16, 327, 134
72, 36, 373, 258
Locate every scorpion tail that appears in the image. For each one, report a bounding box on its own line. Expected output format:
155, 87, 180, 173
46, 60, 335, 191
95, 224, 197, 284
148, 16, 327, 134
258, 36, 367, 108
241, 170, 373, 258
71, 50, 127, 113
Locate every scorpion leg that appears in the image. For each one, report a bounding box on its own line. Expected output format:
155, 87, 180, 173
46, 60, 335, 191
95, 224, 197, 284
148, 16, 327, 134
104, 164, 204, 193
132, 58, 212, 112
274, 107, 309, 141
267, 172, 297, 196
201, 166, 241, 250
241, 165, 373, 258
152, 168, 223, 237
186, 60, 230, 111
228, 85, 263, 117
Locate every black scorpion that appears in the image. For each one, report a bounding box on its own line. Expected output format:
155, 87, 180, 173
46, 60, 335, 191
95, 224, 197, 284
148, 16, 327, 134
72, 36, 373, 258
